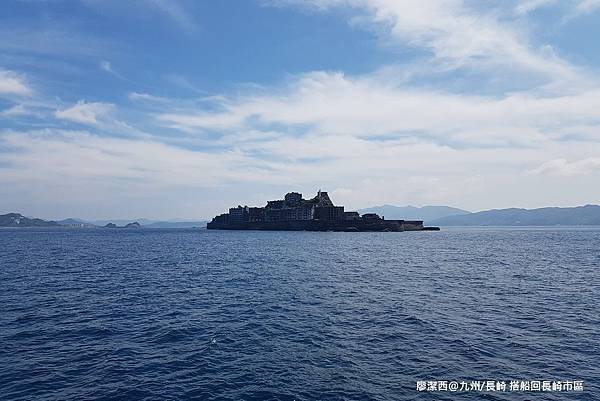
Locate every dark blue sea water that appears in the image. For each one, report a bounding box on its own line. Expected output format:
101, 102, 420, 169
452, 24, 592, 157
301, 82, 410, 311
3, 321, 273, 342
1, 227, 599, 400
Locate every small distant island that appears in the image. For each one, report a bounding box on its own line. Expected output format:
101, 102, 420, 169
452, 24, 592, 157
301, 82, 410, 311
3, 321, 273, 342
104, 222, 141, 229
207, 190, 439, 232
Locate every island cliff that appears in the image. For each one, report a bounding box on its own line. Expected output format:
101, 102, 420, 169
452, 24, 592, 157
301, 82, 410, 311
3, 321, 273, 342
207, 191, 440, 232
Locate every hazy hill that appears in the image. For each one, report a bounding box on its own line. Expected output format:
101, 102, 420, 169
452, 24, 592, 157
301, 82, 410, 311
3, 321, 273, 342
429, 205, 600, 226
0, 213, 59, 227
57, 218, 97, 227
358, 205, 470, 223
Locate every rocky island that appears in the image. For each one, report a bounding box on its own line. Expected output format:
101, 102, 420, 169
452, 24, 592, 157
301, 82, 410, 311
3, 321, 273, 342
207, 191, 440, 232
104, 222, 142, 229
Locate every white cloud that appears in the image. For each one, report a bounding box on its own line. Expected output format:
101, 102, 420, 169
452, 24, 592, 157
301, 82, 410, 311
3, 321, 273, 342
529, 157, 600, 176
0, 128, 280, 219
274, 0, 579, 81
148, 68, 600, 210
0, 129, 263, 186
0, 70, 32, 96
157, 71, 600, 148
55, 100, 115, 125
2, 127, 599, 215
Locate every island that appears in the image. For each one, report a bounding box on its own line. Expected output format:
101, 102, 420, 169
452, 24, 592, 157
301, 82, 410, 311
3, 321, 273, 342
0, 213, 59, 227
207, 190, 440, 232
104, 222, 142, 229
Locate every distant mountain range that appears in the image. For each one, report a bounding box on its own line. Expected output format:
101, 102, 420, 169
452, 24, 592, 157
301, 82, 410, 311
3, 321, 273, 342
358, 204, 600, 226
0, 214, 207, 228
358, 205, 470, 224
3, 205, 600, 228
428, 205, 600, 226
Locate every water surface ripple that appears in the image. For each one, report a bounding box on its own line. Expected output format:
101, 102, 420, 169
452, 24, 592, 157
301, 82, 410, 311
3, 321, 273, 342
1, 228, 599, 400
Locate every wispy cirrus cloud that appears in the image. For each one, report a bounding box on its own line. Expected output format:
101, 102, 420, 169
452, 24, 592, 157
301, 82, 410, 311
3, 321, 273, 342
144, 0, 198, 32
55, 101, 115, 125
80, 0, 198, 32
1, 104, 37, 118
271, 0, 580, 82
100, 60, 114, 73
128, 92, 172, 104
515, 0, 600, 18
529, 157, 600, 176
514, 0, 557, 14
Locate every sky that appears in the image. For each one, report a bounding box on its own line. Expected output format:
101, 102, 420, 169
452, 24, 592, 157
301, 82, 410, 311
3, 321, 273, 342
1, 0, 600, 220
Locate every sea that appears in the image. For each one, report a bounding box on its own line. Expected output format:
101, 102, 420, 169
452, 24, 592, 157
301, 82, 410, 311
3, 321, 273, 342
1, 227, 599, 400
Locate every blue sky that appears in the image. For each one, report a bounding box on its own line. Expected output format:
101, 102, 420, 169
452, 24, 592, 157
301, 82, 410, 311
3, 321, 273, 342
1, 0, 600, 220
